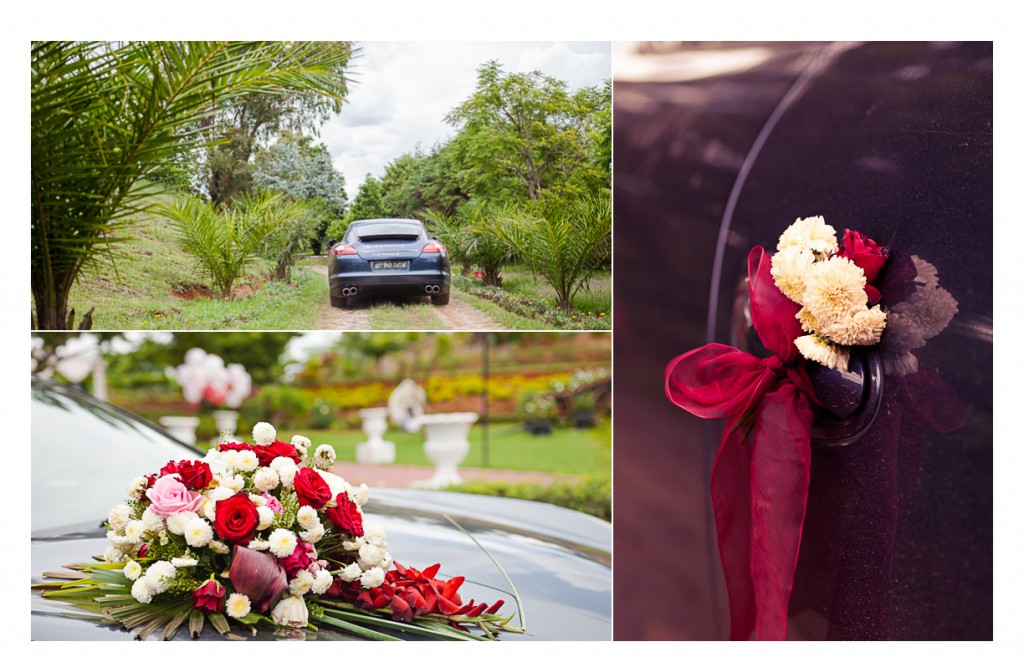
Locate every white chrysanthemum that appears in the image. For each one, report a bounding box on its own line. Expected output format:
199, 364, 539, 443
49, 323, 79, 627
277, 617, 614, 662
253, 467, 280, 492
802, 256, 868, 326
794, 334, 850, 372
771, 248, 815, 304
256, 506, 275, 531
248, 538, 271, 552
299, 523, 325, 544
776, 216, 838, 255
166, 511, 198, 536
311, 569, 333, 595
226, 593, 251, 618
123, 519, 145, 544
268, 528, 298, 558
248, 493, 267, 508
342, 537, 363, 552
362, 523, 386, 547
795, 307, 823, 334
351, 483, 370, 507
296, 506, 320, 531
146, 560, 177, 582
235, 450, 259, 473
824, 306, 887, 346
107, 504, 133, 533
203, 449, 229, 477
184, 518, 214, 547
140, 507, 165, 533
220, 449, 239, 470
360, 567, 385, 589
127, 476, 148, 500
289, 570, 315, 596
123, 560, 143, 580
220, 474, 245, 492
291, 434, 312, 456
106, 529, 134, 551
208, 540, 230, 554
203, 499, 218, 521
270, 457, 298, 488
339, 562, 363, 582
131, 578, 154, 604
171, 556, 199, 568
252, 422, 277, 446
103, 545, 124, 563
209, 486, 236, 502
312, 444, 337, 470
358, 543, 386, 568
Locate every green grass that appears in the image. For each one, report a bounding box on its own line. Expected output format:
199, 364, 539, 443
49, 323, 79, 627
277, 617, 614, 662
289, 423, 609, 476
61, 209, 326, 330
450, 290, 555, 330
500, 265, 611, 315
369, 301, 445, 330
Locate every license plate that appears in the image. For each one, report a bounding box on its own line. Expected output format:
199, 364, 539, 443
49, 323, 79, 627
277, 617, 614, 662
372, 260, 410, 271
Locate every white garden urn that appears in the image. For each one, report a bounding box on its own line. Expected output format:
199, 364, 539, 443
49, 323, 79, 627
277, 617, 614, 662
159, 416, 201, 446
356, 407, 396, 465
212, 409, 240, 443
415, 412, 478, 488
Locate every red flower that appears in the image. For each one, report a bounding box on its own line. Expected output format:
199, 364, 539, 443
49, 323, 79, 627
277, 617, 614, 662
252, 440, 300, 467
293, 468, 332, 509
837, 229, 889, 304
213, 492, 260, 545
280, 541, 317, 579
192, 578, 225, 614
218, 441, 256, 453
159, 460, 212, 490
326, 493, 364, 537
229, 546, 287, 614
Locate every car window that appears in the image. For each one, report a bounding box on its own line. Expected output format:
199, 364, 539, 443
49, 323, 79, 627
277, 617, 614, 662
353, 222, 423, 241
31, 380, 200, 532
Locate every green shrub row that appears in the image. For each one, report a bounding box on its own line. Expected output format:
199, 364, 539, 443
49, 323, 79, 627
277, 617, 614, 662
454, 275, 610, 330
444, 474, 611, 521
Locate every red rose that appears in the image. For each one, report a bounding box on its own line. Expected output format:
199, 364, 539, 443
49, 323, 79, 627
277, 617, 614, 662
280, 540, 317, 578
213, 492, 260, 545
837, 229, 889, 304
326, 493, 364, 537
293, 468, 332, 509
192, 579, 226, 614
218, 441, 256, 453
252, 440, 300, 467
159, 460, 212, 490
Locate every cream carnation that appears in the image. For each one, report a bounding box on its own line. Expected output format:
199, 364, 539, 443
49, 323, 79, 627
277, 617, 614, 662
360, 567, 385, 589
208, 540, 230, 554
311, 569, 333, 595
339, 562, 363, 582
209, 486, 236, 502
288, 570, 315, 596
107, 504, 133, 533
103, 545, 124, 563
771, 248, 815, 304
171, 556, 199, 568
183, 518, 214, 547
794, 334, 850, 371
141, 507, 166, 533
226, 593, 251, 618
802, 256, 868, 326
776, 215, 837, 255
351, 483, 370, 507
123, 519, 145, 544
291, 435, 312, 456
247, 538, 271, 551
299, 523, 326, 544
127, 476, 148, 500
166, 511, 198, 536
824, 306, 887, 346
253, 467, 280, 492
312, 444, 337, 470
252, 422, 277, 446
358, 543, 386, 568
220, 475, 245, 492
123, 560, 142, 581
270, 457, 298, 488
131, 578, 154, 604
268, 528, 298, 558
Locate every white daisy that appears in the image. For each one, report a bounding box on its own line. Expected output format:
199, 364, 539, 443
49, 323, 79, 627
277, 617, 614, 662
268, 528, 298, 558
288, 570, 315, 596
183, 518, 214, 547
226, 593, 251, 618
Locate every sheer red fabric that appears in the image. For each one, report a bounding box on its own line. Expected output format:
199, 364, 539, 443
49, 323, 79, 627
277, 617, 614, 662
665, 246, 814, 640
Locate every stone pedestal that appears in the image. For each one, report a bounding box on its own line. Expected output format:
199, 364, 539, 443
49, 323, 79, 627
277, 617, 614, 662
212, 409, 240, 443
356, 407, 396, 465
159, 416, 201, 446
414, 412, 478, 488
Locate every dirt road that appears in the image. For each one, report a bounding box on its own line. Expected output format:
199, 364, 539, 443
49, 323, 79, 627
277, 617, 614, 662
307, 265, 506, 331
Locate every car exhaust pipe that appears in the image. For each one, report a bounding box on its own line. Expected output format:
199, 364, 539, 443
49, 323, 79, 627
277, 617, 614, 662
341, 287, 359, 296
424, 284, 440, 294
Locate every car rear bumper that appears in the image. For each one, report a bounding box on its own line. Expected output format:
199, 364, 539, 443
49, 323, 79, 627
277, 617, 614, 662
329, 270, 451, 297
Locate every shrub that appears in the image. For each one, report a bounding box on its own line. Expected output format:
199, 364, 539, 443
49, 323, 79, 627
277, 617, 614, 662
444, 474, 611, 521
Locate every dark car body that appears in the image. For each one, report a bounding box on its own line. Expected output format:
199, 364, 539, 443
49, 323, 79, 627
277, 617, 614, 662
30, 379, 611, 641
613, 42, 991, 640
327, 219, 452, 306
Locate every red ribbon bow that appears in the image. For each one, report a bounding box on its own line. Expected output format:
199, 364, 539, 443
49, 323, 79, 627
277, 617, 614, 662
665, 246, 815, 640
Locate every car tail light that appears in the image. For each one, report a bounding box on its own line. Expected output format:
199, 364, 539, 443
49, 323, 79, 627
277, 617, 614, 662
422, 241, 445, 254
330, 244, 358, 256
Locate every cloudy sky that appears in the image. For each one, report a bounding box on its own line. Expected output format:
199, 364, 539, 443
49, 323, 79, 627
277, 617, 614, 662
316, 41, 611, 199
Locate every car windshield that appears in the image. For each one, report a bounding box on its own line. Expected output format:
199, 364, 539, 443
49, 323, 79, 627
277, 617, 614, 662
31, 379, 200, 532
352, 222, 422, 241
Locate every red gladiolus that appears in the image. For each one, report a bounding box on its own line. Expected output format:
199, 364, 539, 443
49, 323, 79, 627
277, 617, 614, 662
293, 468, 332, 509
192, 579, 226, 614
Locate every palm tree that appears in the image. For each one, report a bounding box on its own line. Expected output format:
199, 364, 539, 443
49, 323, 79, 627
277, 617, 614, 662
156, 192, 302, 299
31, 41, 353, 329
486, 194, 611, 310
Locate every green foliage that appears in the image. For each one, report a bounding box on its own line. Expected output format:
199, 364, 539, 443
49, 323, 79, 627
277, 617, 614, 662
483, 194, 611, 310
452, 277, 610, 330
32, 40, 354, 329
156, 192, 299, 298
346, 174, 386, 222
260, 200, 320, 282
445, 474, 611, 521
422, 202, 518, 285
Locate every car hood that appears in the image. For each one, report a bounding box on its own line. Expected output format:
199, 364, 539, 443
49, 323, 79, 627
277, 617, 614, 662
32, 489, 611, 641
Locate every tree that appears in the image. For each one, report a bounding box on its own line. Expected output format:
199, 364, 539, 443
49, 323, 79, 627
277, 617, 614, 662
485, 194, 611, 310
156, 192, 304, 298
327, 174, 386, 240
253, 133, 348, 255
422, 202, 518, 285
32, 41, 353, 329
445, 60, 611, 204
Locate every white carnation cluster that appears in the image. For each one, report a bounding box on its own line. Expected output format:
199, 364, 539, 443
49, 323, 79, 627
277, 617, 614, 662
769, 216, 887, 371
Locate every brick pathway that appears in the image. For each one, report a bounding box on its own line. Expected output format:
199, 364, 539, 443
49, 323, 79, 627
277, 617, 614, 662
330, 461, 561, 489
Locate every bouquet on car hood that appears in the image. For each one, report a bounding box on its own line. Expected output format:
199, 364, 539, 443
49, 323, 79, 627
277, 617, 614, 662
39, 423, 523, 641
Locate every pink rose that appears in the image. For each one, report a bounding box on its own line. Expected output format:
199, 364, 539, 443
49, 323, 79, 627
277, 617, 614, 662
262, 492, 283, 514
144, 475, 203, 518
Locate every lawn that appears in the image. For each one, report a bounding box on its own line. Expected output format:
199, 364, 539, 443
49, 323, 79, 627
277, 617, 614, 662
289, 422, 610, 476
500, 265, 611, 315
